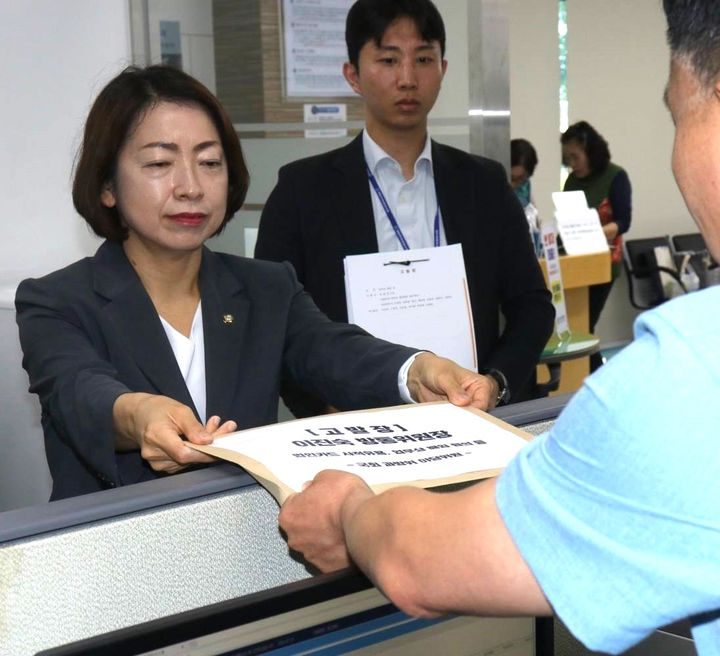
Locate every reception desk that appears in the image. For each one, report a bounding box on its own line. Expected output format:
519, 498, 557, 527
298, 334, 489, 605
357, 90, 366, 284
0, 395, 692, 656
538, 251, 611, 394
0, 398, 568, 656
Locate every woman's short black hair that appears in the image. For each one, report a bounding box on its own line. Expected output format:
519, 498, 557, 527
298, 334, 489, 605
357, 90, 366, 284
73, 65, 248, 242
511, 139, 538, 176
560, 120, 611, 174
345, 0, 445, 70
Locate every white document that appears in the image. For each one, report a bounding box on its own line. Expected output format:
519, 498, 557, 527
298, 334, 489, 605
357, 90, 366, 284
552, 191, 609, 256
193, 403, 530, 501
344, 244, 476, 371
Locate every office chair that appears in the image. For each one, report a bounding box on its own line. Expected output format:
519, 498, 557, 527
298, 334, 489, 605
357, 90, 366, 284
623, 236, 687, 309
672, 231, 720, 288
672, 231, 707, 254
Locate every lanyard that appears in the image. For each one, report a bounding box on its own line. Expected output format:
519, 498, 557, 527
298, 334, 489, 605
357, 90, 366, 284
366, 163, 441, 251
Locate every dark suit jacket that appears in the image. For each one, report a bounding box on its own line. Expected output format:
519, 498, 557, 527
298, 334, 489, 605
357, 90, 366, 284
15, 241, 416, 500
255, 133, 554, 414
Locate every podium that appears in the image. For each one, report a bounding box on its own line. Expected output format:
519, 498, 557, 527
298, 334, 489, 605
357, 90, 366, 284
538, 251, 611, 394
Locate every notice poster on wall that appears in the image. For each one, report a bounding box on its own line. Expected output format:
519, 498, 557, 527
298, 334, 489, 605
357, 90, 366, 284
282, 0, 355, 97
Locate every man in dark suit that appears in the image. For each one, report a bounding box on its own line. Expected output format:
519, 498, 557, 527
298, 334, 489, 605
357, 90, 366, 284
255, 0, 554, 417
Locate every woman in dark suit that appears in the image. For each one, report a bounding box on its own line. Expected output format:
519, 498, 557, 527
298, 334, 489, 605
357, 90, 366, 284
16, 66, 492, 500
561, 121, 632, 371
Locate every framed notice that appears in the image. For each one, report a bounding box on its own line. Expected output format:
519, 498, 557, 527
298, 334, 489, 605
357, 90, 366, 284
282, 0, 355, 98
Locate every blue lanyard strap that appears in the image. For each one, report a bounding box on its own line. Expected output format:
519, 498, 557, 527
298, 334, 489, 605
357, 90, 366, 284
365, 163, 441, 251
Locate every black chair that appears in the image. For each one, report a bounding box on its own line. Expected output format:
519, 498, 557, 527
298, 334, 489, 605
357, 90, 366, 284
623, 236, 687, 309
672, 231, 719, 289
672, 231, 707, 255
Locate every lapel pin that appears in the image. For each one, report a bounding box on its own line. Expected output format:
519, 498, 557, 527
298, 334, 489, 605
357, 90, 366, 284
222, 314, 234, 325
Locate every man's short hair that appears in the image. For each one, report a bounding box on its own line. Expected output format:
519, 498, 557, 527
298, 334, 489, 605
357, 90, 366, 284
665, 0, 720, 86
345, 0, 446, 70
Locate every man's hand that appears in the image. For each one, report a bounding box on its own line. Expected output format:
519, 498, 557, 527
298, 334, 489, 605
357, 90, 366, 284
113, 393, 237, 474
279, 470, 374, 572
407, 353, 499, 410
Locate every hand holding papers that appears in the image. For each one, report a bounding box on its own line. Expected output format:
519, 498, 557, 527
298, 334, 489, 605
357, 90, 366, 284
189, 402, 531, 504
343, 244, 477, 371
552, 191, 609, 256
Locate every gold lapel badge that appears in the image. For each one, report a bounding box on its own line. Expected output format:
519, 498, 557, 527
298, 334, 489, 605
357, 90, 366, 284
222, 314, 234, 325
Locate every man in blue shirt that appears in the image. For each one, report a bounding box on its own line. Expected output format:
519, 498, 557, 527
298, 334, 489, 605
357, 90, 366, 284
278, 1, 720, 653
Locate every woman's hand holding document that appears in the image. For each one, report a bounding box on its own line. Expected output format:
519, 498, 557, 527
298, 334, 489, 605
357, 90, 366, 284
189, 402, 531, 504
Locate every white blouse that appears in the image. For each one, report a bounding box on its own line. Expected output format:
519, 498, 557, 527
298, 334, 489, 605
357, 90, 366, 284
159, 302, 206, 424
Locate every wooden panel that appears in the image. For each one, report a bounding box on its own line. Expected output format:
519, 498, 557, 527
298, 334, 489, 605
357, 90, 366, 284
213, 0, 264, 123
539, 251, 611, 290
213, 1, 365, 136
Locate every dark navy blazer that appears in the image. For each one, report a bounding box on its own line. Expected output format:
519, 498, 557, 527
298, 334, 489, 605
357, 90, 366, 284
255, 133, 554, 414
16, 241, 416, 500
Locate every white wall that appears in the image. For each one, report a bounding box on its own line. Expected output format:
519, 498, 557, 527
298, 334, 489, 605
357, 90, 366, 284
1, 1, 131, 296
509, 0, 560, 223
0, 0, 131, 510
432, 0, 469, 121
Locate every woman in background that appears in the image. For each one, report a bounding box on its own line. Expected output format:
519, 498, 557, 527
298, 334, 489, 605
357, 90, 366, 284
561, 121, 632, 371
511, 139, 542, 256
510, 138, 539, 209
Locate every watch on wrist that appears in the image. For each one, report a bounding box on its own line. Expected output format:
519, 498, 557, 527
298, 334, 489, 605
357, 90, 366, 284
480, 368, 510, 406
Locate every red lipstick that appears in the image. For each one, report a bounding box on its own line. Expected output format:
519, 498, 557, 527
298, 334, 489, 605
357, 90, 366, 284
168, 212, 206, 226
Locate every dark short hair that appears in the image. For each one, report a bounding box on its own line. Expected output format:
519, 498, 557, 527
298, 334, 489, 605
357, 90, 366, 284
73, 65, 248, 242
511, 139, 538, 177
664, 0, 720, 86
346, 0, 446, 70
560, 121, 611, 174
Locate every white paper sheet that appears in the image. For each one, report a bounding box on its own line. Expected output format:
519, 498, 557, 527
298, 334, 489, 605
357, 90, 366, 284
201, 403, 529, 493
343, 244, 477, 371
552, 191, 609, 256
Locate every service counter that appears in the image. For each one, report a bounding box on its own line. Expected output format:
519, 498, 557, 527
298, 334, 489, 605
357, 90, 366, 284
538, 251, 611, 394
0, 394, 693, 656
0, 397, 568, 656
